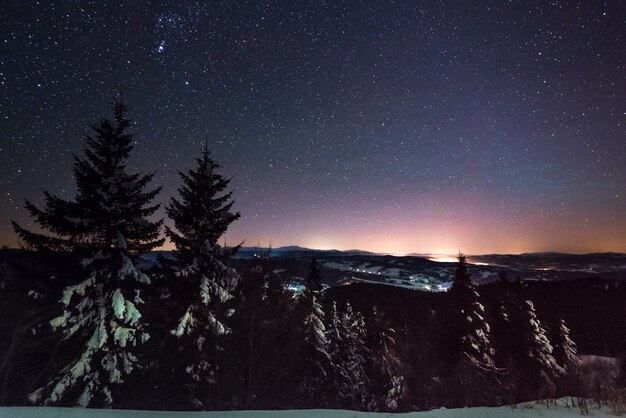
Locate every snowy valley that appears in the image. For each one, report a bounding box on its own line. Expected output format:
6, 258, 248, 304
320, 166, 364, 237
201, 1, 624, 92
223, 247, 626, 292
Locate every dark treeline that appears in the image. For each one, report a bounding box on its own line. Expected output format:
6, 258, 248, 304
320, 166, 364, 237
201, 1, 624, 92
3, 248, 626, 411
1, 102, 625, 412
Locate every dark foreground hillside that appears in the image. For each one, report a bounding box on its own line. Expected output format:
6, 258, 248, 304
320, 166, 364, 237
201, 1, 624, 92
1, 249, 625, 410
328, 278, 626, 357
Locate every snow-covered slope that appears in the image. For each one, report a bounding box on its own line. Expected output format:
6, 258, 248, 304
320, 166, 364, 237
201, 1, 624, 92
0, 399, 616, 418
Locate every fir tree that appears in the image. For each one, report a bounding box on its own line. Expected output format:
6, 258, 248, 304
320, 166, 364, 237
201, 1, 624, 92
326, 302, 369, 410
515, 300, 563, 398
297, 293, 330, 406
449, 254, 494, 368
165, 142, 241, 264
491, 275, 521, 368
491, 273, 564, 401
17, 101, 163, 407
305, 258, 323, 294
365, 306, 405, 412
553, 319, 581, 373
498, 293, 563, 400
164, 145, 241, 409
447, 253, 496, 406
295, 258, 329, 407
325, 301, 344, 391
551, 319, 582, 396
12, 101, 163, 254
340, 304, 369, 409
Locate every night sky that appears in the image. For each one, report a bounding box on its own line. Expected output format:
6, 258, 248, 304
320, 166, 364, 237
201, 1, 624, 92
1, 1, 625, 255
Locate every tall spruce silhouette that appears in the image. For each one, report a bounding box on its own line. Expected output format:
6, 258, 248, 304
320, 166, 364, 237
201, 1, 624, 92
165, 142, 241, 264
305, 258, 323, 294
366, 306, 405, 411
295, 258, 330, 407
509, 299, 562, 399
12, 101, 163, 254
447, 253, 496, 406
492, 278, 562, 400
165, 144, 241, 409
325, 301, 369, 409
15, 101, 163, 406
449, 254, 494, 367
553, 319, 581, 373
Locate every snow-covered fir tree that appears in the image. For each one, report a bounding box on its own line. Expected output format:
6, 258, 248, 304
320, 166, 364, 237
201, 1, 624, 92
325, 301, 344, 391
325, 302, 369, 410
493, 278, 563, 400
550, 319, 582, 396
449, 254, 495, 368
165, 142, 241, 264
552, 319, 581, 373
491, 276, 521, 368
14, 101, 163, 407
164, 144, 241, 409
298, 294, 330, 406
365, 306, 406, 412
340, 303, 369, 409
304, 258, 323, 293
521, 301, 562, 396
447, 254, 496, 406
295, 259, 330, 407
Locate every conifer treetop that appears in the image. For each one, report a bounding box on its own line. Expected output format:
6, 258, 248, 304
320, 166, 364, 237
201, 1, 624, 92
553, 319, 581, 371
12, 100, 163, 254
166, 142, 241, 263
452, 253, 471, 285
305, 258, 323, 296
450, 253, 495, 368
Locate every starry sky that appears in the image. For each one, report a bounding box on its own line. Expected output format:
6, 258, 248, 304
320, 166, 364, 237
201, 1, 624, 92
1, 1, 625, 255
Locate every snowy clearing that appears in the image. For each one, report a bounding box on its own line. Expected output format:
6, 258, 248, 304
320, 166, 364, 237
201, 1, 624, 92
0, 399, 616, 418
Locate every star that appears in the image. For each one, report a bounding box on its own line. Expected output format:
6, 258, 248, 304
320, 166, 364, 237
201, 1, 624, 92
156, 40, 166, 53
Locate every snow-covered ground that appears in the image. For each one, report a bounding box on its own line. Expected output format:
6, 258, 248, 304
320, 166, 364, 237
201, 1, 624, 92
0, 399, 617, 418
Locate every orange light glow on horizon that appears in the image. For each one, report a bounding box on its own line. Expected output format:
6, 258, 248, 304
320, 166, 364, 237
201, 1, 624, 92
427, 256, 459, 263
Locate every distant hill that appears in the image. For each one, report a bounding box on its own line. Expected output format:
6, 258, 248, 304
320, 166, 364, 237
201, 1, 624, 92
469, 252, 626, 274
234, 246, 379, 258
132, 248, 626, 291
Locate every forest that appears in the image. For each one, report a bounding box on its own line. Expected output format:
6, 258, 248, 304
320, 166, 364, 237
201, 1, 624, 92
1, 103, 625, 413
